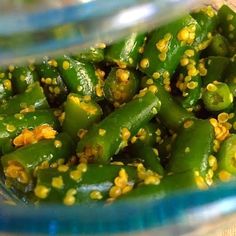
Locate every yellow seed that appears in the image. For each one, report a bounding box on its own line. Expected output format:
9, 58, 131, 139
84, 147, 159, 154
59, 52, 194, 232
195, 176, 208, 190
77, 163, 87, 173
48, 59, 58, 67
159, 53, 167, 61
122, 185, 133, 194
180, 58, 189, 66
219, 170, 231, 182
208, 155, 218, 171
185, 49, 195, 57
90, 190, 103, 200
146, 78, 154, 85
116, 69, 130, 83
51, 176, 64, 189
70, 170, 82, 182
206, 83, 217, 92
45, 77, 52, 85
58, 165, 69, 172
34, 185, 50, 199
119, 168, 128, 179
63, 194, 76, 206
148, 85, 158, 94
218, 112, 229, 123
185, 147, 190, 153
131, 136, 137, 144
121, 127, 131, 140
54, 140, 62, 148
164, 33, 172, 41
177, 28, 190, 42
3, 80, 12, 90
140, 58, 149, 69
109, 186, 122, 198
62, 61, 70, 70
114, 177, 127, 188
187, 81, 198, 90
144, 175, 160, 185
98, 128, 106, 136
6, 124, 16, 132
183, 120, 194, 129
152, 72, 161, 79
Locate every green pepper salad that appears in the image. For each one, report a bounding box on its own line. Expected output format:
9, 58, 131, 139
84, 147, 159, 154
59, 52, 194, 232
0, 4, 236, 206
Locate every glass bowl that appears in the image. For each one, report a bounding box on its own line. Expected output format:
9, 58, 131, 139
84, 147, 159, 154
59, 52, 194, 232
0, 0, 236, 235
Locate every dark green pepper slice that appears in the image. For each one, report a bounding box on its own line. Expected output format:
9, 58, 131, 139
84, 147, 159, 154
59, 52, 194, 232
218, 4, 236, 43
104, 67, 139, 107
202, 81, 233, 112
76, 90, 161, 163
62, 93, 102, 140
0, 110, 60, 153
34, 164, 137, 205
216, 134, 236, 180
120, 169, 208, 201
0, 82, 49, 115
168, 119, 214, 179
11, 65, 39, 94
1, 133, 75, 187
206, 33, 231, 57
0, 67, 13, 101
224, 59, 236, 97
56, 56, 100, 99
105, 33, 146, 68
129, 141, 164, 176
37, 60, 68, 107
203, 56, 230, 86
139, 15, 200, 81
73, 45, 105, 63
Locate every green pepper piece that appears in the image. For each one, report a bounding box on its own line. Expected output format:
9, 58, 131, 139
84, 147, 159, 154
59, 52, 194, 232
202, 81, 233, 112
0, 110, 60, 153
129, 142, 164, 176
34, 164, 137, 204
56, 56, 100, 99
206, 33, 231, 57
168, 119, 214, 178
154, 82, 193, 131
203, 56, 230, 86
216, 134, 236, 178
73, 46, 105, 63
176, 50, 202, 109
218, 5, 236, 43
105, 33, 146, 68
139, 15, 200, 81
11, 65, 39, 94
1, 133, 75, 187
62, 93, 102, 140
0, 82, 49, 115
36, 60, 68, 107
0, 67, 13, 101
76, 91, 161, 163
120, 169, 208, 201
104, 67, 139, 107
191, 5, 218, 49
